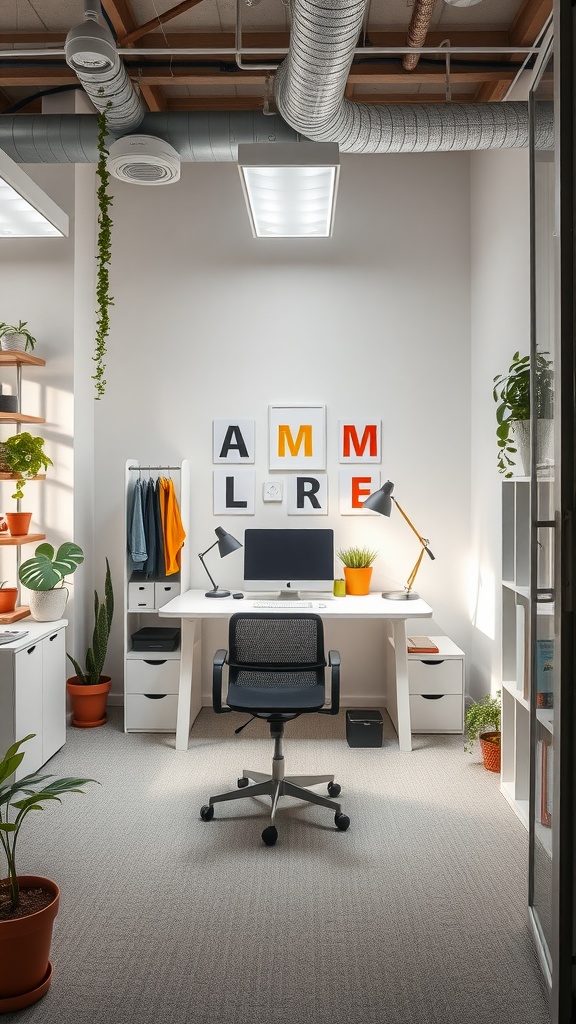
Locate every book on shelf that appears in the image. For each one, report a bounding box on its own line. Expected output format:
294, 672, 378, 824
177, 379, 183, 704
515, 603, 529, 700
536, 638, 554, 710
407, 636, 439, 654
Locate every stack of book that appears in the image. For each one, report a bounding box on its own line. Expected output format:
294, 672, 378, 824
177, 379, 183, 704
407, 636, 439, 654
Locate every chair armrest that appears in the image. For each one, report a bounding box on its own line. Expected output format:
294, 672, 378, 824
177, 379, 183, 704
212, 648, 230, 714
321, 650, 340, 715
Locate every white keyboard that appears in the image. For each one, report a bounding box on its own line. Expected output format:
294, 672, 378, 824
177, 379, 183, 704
251, 601, 315, 609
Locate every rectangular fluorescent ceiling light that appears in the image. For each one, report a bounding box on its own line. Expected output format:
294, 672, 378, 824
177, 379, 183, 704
0, 149, 69, 237
237, 142, 340, 238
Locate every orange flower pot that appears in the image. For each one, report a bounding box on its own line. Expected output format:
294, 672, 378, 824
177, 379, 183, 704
0, 588, 18, 614
66, 676, 111, 727
0, 876, 59, 1012
479, 731, 501, 773
5, 512, 31, 537
343, 566, 373, 596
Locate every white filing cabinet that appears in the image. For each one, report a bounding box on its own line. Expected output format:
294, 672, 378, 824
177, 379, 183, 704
0, 620, 67, 779
407, 636, 465, 734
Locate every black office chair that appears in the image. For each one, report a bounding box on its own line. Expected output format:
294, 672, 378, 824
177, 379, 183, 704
200, 613, 350, 846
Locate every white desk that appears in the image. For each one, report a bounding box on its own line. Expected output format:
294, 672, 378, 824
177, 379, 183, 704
159, 590, 432, 753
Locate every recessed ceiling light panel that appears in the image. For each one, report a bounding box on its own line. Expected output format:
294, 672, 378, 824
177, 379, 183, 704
0, 150, 69, 237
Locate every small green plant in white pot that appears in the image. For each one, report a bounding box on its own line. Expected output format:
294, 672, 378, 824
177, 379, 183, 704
0, 321, 37, 353
0, 433, 53, 502
18, 542, 84, 621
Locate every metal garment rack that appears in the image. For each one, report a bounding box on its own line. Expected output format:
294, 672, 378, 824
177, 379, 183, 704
128, 465, 181, 472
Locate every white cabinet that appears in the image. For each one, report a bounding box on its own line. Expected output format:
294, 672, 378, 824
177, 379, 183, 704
0, 621, 67, 778
123, 460, 193, 732
407, 637, 464, 733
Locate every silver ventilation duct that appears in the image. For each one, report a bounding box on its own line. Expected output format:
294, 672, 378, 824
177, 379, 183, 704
0, 113, 300, 164
64, 0, 144, 135
274, 0, 554, 152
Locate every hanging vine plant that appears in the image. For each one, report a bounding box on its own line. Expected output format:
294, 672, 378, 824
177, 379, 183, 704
93, 101, 114, 399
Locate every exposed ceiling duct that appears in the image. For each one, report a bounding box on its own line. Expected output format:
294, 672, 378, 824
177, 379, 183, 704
403, 0, 437, 72
274, 0, 554, 152
64, 0, 144, 135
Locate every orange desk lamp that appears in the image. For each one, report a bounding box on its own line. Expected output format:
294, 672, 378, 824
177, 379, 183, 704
362, 480, 435, 600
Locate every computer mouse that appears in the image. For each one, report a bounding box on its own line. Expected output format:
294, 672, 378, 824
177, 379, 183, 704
232, 592, 244, 599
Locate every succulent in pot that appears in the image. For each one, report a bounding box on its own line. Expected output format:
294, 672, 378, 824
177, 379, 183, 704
18, 542, 84, 621
0, 321, 37, 353
0, 734, 96, 1010
0, 432, 52, 502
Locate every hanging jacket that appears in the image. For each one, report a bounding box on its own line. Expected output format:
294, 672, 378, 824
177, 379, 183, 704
158, 476, 186, 576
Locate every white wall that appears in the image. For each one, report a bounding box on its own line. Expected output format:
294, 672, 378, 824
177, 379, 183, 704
469, 148, 530, 700
96, 153, 473, 702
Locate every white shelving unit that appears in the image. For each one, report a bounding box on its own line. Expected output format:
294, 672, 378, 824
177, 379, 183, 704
123, 460, 193, 732
500, 476, 554, 846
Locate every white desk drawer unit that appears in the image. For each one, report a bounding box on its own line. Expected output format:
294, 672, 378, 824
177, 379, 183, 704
125, 658, 180, 694
408, 636, 465, 734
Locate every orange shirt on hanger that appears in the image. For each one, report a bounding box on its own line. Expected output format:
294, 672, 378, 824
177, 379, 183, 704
158, 476, 186, 575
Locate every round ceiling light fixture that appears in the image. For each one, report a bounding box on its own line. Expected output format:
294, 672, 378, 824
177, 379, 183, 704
107, 136, 181, 185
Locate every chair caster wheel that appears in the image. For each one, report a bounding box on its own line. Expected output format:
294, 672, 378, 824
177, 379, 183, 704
327, 782, 341, 797
262, 826, 278, 846
237, 777, 249, 788
200, 804, 214, 821
335, 812, 350, 831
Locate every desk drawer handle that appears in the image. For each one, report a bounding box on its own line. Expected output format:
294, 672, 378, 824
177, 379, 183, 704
421, 694, 443, 700
143, 660, 167, 666
49, 633, 58, 642
421, 660, 445, 666
26, 645, 36, 655
143, 693, 167, 700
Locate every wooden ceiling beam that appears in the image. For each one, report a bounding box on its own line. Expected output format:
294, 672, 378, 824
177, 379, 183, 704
473, 80, 513, 103
509, 0, 552, 46
119, 0, 206, 47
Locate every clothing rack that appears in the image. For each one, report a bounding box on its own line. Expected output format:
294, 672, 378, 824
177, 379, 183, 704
129, 465, 181, 471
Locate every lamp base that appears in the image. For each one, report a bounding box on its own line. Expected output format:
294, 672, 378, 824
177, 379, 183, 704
381, 590, 419, 601
205, 589, 231, 598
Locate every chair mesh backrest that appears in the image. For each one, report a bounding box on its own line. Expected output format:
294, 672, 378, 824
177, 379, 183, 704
229, 614, 325, 669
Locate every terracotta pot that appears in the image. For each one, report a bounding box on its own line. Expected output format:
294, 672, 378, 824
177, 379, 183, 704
343, 566, 373, 596
479, 731, 501, 773
0, 876, 59, 1012
0, 588, 18, 614
29, 588, 68, 622
66, 675, 111, 727
5, 512, 31, 537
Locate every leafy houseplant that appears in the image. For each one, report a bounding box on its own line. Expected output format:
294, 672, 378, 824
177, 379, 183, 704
493, 351, 554, 477
19, 542, 84, 622
0, 734, 96, 1008
0, 432, 53, 501
66, 559, 113, 727
464, 691, 502, 772
93, 102, 114, 400
0, 321, 37, 353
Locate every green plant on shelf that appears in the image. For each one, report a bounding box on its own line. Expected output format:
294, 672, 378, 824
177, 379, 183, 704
464, 691, 501, 753
0, 321, 37, 351
493, 351, 554, 477
0, 433, 53, 500
19, 542, 84, 592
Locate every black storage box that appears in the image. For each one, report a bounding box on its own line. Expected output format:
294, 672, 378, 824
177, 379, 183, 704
346, 709, 383, 748
131, 627, 181, 652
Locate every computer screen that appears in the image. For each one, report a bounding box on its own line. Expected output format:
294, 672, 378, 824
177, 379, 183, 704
243, 528, 334, 595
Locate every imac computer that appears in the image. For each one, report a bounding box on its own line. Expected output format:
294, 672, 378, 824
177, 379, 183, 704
243, 528, 334, 599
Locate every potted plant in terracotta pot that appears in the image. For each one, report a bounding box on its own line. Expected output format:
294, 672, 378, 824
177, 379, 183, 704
464, 690, 502, 772
0, 433, 52, 536
336, 546, 378, 596
0, 321, 37, 353
0, 733, 96, 1012
18, 542, 84, 622
66, 559, 113, 727
0, 581, 18, 616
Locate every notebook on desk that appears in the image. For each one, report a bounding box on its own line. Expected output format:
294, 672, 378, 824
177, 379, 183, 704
407, 636, 439, 654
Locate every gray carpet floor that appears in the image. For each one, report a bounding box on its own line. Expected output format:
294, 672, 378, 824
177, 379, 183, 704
5, 708, 550, 1024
